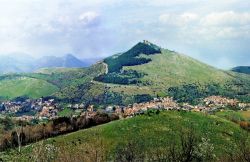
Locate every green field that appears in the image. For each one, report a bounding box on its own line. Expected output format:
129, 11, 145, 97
216, 110, 250, 122
0, 76, 58, 99
58, 108, 74, 117
124, 50, 231, 88
0, 63, 105, 101
1, 111, 249, 161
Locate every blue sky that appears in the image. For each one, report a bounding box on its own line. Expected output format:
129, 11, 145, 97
0, 0, 249, 69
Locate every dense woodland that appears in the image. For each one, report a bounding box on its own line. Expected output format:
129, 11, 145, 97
94, 70, 145, 85
104, 42, 161, 73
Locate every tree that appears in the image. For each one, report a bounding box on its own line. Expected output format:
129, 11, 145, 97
168, 127, 199, 162
115, 141, 145, 162
12, 120, 26, 152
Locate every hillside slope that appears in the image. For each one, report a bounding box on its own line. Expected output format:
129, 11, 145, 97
94, 41, 250, 103
101, 41, 233, 87
0, 76, 58, 99
2, 111, 249, 161
123, 49, 231, 87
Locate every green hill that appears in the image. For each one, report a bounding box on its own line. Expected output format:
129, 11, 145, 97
0, 76, 58, 99
93, 41, 250, 104
0, 63, 105, 101
0, 41, 250, 104
2, 111, 249, 161
99, 41, 245, 88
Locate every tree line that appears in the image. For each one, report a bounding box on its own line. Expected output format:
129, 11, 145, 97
0, 112, 119, 152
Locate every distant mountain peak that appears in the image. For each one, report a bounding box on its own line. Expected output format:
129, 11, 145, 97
232, 66, 250, 74
64, 53, 76, 58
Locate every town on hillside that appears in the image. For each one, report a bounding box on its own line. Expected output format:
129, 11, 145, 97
0, 95, 249, 122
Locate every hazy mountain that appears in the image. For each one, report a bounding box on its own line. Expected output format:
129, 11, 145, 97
0, 54, 92, 74
0, 54, 35, 74
232, 66, 250, 74
35, 54, 88, 69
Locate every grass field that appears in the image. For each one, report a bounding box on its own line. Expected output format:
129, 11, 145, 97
58, 108, 74, 117
1, 111, 249, 161
124, 50, 232, 89
0, 76, 59, 99
216, 110, 250, 122
107, 49, 246, 96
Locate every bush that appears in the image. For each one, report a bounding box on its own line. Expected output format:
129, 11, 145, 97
239, 121, 250, 131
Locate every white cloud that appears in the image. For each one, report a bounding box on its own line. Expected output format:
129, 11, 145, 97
159, 13, 199, 26
200, 11, 250, 26
0, 0, 105, 56
158, 11, 250, 41
79, 11, 100, 26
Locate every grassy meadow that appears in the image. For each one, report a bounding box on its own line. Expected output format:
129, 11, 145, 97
0, 76, 58, 99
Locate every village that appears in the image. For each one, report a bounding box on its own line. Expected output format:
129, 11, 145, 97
0, 98, 59, 121
0, 95, 249, 122
114, 95, 250, 117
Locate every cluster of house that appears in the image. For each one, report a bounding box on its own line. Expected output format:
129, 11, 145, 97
107, 96, 250, 117
114, 97, 179, 117
1, 95, 249, 121
204, 96, 250, 109
0, 98, 59, 120
38, 99, 58, 119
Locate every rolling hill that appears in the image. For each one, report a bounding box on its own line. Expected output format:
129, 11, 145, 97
0, 76, 58, 100
1, 41, 250, 161
92, 41, 250, 104
0, 41, 250, 104
100, 41, 236, 87
1, 111, 249, 161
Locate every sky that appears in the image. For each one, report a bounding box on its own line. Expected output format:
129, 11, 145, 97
0, 0, 249, 69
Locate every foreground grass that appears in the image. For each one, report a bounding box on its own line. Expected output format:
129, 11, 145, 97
1, 111, 249, 161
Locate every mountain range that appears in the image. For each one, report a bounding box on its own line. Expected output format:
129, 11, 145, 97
0, 54, 94, 74
0, 40, 249, 104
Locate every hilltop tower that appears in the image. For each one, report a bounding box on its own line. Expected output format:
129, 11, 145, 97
143, 40, 151, 45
